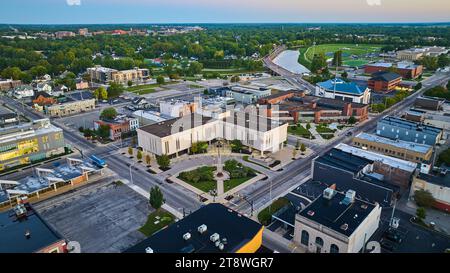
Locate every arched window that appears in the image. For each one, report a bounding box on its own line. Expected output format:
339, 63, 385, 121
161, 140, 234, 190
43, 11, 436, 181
315, 237, 324, 247
300, 230, 309, 246
330, 244, 339, 253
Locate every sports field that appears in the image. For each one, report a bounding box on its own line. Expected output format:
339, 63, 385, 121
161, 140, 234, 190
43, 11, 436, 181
302, 44, 384, 67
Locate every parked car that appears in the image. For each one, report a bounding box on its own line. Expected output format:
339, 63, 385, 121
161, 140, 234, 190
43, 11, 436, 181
384, 229, 403, 243
380, 239, 396, 251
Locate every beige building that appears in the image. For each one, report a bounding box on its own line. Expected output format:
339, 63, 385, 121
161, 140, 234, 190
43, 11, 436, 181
45, 98, 96, 117
87, 66, 150, 84
294, 188, 382, 253
137, 112, 288, 157
352, 132, 433, 163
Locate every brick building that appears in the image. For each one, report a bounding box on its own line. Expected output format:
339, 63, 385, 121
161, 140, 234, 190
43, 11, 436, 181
367, 71, 402, 93
365, 62, 423, 79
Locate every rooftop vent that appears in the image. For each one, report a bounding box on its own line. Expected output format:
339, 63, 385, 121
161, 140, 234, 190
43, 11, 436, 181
340, 223, 349, 231
218, 243, 225, 251
345, 190, 356, 204
361, 204, 368, 209
24, 230, 31, 239
210, 233, 220, 243
183, 232, 191, 241
307, 210, 315, 216
198, 224, 207, 234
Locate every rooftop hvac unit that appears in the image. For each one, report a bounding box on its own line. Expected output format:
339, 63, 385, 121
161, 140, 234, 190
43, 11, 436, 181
183, 233, 191, 241
323, 188, 336, 200
345, 190, 356, 203
215, 240, 221, 247
198, 224, 207, 234
210, 233, 220, 243
218, 243, 224, 251
145, 247, 154, 253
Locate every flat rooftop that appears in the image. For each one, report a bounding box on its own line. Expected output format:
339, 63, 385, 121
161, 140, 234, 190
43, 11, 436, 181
298, 190, 376, 237
138, 114, 213, 138
125, 203, 263, 253
317, 79, 366, 95
378, 116, 442, 136
335, 143, 417, 173
0, 205, 64, 253
418, 167, 450, 188
354, 132, 432, 154
315, 148, 373, 174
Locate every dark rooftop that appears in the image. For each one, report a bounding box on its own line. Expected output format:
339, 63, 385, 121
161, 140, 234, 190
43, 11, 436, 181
315, 148, 374, 174
418, 167, 450, 188
124, 203, 263, 253
0, 204, 64, 253
370, 71, 402, 82
298, 190, 377, 237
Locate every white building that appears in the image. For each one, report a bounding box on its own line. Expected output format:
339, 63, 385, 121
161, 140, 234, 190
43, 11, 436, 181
13, 85, 34, 99
294, 188, 382, 253
36, 83, 52, 94
227, 85, 272, 104
315, 78, 371, 104
159, 99, 199, 118
137, 112, 288, 157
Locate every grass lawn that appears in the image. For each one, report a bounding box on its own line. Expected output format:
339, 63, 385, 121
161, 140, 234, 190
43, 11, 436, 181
202, 68, 265, 75
257, 197, 290, 226
178, 166, 217, 193
316, 124, 336, 139
303, 43, 383, 66
288, 124, 313, 139
224, 176, 255, 192
139, 209, 175, 237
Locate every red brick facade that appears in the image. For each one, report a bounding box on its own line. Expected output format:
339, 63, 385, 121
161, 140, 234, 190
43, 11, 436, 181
365, 65, 423, 79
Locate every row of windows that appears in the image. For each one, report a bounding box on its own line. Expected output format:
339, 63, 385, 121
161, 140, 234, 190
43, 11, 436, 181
354, 142, 423, 161
300, 230, 339, 253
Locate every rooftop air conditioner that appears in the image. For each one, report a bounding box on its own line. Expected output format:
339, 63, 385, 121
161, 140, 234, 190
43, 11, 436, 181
198, 224, 207, 234
183, 233, 191, 241
210, 233, 220, 243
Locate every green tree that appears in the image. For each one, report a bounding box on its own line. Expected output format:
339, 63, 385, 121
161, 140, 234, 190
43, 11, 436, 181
30, 65, 47, 78
341, 71, 348, 79
96, 124, 110, 139
230, 139, 243, 153
156, 76, 165, 85
332, 50, 343, 66
100, 88, 108, 100
348, 116, 357, 124
149, 186, 165, 210
300, 143, 306, 153
128, 146, 133, 156
108, 82, 124, 98
191, 141, 208, 154
414, 190, 436, 208
295, 140, 300, 150
136, 150, 143, 161
127, 80, 133, 87
416, 207, 426, 221
446, 80, 450, 91
310, 53, 327, 74
230, 75, 240, 83
414, 82, 423, 91
156, 154, 171, 169
188, 61, 203, 76
437, 54, 450, 68
100, 107, 118, 120
292, 149, 297, 159
306, 123, 311, 130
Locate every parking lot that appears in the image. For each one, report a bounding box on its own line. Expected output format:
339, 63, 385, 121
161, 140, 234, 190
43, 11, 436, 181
33, 180, 151, 253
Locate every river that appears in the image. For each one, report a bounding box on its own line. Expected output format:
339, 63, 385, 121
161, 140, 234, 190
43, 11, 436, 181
272, 50, 310, 75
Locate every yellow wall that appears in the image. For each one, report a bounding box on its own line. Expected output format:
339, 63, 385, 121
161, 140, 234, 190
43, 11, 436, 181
235, 227, 264, 253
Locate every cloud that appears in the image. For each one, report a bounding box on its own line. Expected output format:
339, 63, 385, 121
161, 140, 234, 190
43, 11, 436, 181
66, 0, 81, 6
366, 0, 381, 6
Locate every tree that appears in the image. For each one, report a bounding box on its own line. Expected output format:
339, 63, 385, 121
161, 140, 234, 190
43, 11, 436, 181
100, 107, 118, 120
188, 61, 203, 76
156, 154, 171, 169
295, 140, 300, 150
145, 154, 152, 166
128, 146, 133, 156
292, 149, 297, 159
230, 139, 244, 153
416, 207, 426, 221
310, 53, 327, 74
108, 82, 124, 98
414, 82, 423, 91
137, 150, 143, 161
414, 190, 436, 208
93, 86, 107, 100
341, 71, 348, 79
348, 116, 357, 124
149, 186, 165, 210
306, 123, 311, 130
300, 143, 306, 153
127, 80, 133, 87
437, 54, 450, 68
332, 50, 343, 67
446, 80, 450, 91
96, 124, 110, 139
156, 76, 165, 85
30, 65, 47, 78
230, 75, 240, 83
191, 141, 208, 154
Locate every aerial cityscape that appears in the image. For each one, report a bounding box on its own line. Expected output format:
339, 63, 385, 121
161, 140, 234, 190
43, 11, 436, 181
0, 0, 449, 263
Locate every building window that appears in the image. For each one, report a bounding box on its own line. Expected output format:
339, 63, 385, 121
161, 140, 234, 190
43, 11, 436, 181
300, 230, 309, 246
42, 136, 49, 143
315, 237, 324, 247
330, 244, 339, 253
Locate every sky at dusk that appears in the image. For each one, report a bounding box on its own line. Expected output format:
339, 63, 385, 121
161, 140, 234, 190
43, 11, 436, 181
1, 0, 450, 24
